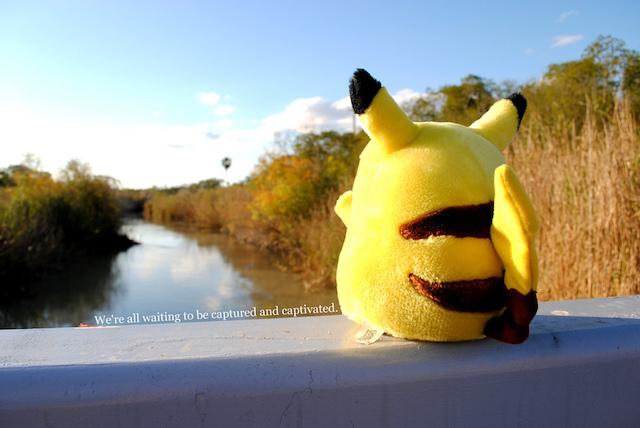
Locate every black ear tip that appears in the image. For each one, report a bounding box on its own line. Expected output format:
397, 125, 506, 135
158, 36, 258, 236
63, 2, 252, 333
349, 68, 382, 115
506, 92, 527, 125
352, 68, 373, 82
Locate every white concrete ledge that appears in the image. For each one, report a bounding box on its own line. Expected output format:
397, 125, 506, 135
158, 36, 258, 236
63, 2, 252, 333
1, 296, 640, 427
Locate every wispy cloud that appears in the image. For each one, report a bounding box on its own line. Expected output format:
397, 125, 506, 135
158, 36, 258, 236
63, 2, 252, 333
215, 118, 232, 131
213, 105, 236, 115
552, 35, 583, 48
557, 10, 578, 23
200, 92, 220, 105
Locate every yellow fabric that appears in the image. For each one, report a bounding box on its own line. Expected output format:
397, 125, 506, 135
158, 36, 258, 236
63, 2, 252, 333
470, 99, 520, 152
335, 86, 538, 342
334, 190, 353, 228
358, 87, 420, 155
490, 165, 539, 294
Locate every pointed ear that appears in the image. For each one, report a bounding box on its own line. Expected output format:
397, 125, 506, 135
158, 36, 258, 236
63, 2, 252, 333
350, 69, 382, 114
470, 93, 527, 152
350, 69, 419, 155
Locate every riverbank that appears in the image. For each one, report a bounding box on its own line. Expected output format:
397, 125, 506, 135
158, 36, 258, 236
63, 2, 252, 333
142, 131, 362, 291
0, 160, 136, 285
142, 182, 349, 291
1, 218, 338, 329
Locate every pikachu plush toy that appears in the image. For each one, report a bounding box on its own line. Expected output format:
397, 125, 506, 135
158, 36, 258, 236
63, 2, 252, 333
335, 69, 539, 344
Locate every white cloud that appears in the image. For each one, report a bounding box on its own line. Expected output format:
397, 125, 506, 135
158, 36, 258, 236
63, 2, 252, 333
557, 10, 578, 23
213, 105, 236, 115
200, 92, 220, 105
393, 89, 424, 107
261, 96, 351, 133
215, 118, 233, 131
552, 35, 583, 48
0, 103, 269, 189
0, 87, 429, 189
260, 90, 424, 134
332, 96, 352, 111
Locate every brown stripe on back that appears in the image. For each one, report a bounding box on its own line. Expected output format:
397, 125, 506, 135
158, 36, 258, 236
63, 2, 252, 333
400, 202, 494, 240
409, 273, 505, 313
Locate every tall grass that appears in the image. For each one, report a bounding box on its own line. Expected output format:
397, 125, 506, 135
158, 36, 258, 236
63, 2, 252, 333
508, 99, 640, 301
144, 185, 253, 234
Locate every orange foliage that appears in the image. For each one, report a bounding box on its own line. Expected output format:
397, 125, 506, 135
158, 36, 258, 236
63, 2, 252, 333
250, 155, 322, 221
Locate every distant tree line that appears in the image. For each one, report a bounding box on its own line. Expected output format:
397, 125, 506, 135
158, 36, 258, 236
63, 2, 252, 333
406, 35, 640, 136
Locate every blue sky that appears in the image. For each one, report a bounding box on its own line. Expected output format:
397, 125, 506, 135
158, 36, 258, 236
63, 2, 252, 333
1, 1, 638, 188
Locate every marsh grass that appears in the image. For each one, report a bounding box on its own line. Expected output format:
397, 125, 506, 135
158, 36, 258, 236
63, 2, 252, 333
144, 185, 253, 233
508, 100, 640, 301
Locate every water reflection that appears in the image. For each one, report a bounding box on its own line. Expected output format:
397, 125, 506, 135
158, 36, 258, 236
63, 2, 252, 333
0, 253, 124, 328
0, 218, 338, 328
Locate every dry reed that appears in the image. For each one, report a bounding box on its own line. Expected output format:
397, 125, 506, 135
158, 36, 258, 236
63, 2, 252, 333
143, 185, 254, 236
507, 100, 640, 301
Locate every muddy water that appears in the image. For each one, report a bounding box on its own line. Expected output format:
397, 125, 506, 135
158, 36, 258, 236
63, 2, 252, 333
0, 218, 339, 328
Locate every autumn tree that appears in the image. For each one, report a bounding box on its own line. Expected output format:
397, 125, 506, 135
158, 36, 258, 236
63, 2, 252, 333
249, 131, 366, 224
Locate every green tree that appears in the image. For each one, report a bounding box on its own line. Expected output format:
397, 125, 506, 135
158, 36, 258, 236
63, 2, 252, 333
0, 169, 14, 187
522, 35, 640, 134
621, 46, 640, 116
406, 92, 442, 122
56, 159, 122, 247
190, 178, 223, 190
290, 131, 364, 181
440, 74, 497, 125
583, 35, 631, 99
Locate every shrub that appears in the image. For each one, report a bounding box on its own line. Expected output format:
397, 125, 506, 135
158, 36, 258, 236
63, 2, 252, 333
0, 160, 128, 279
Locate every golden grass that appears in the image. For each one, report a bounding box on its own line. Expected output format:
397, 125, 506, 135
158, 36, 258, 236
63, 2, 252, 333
508, 100, 640, 301
143, 185, 253, 233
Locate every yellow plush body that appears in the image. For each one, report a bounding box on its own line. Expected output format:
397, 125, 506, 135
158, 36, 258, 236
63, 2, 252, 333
335, 69, 538, 344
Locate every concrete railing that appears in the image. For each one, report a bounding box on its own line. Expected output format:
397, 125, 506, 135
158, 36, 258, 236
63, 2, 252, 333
1, 295, 639, 427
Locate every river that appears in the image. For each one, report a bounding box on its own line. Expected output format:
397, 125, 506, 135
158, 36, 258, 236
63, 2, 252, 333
0, 218, 339, 328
